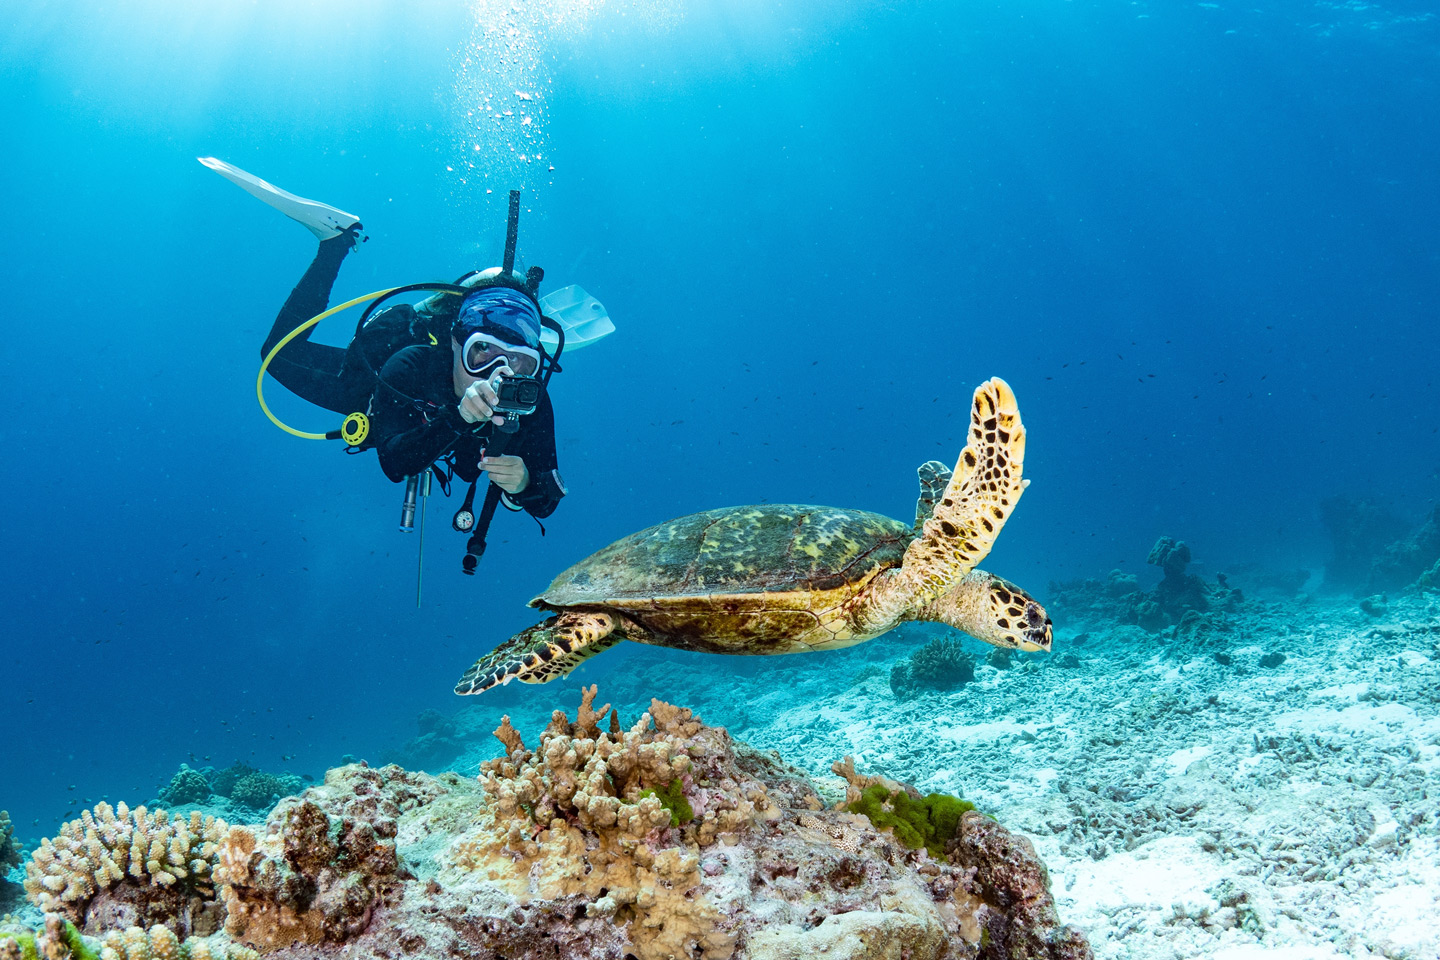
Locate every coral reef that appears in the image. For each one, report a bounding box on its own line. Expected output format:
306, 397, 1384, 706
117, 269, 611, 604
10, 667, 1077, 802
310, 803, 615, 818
22, 804, 228, 938
1417, 557, 1440, 592
1, 811, 21, 874
1371, 504, 1440, 592
197, 686, 1089, 959
225, 776, 283, 814
1146, 537, 1210, 621
382, 709, 467, 771
1048, 537, 1260, 654
1321, 498, 1440, 594
2, 810, 23, 909
202, 766, 256, 801
891, 636, 976, 699
214, 764, 442, 951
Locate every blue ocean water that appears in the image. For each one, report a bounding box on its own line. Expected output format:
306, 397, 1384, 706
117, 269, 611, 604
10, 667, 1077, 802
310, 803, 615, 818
1, 0, 1436, 844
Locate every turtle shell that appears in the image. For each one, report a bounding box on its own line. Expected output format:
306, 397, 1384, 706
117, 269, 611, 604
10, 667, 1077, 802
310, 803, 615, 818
533, 504, 912, 610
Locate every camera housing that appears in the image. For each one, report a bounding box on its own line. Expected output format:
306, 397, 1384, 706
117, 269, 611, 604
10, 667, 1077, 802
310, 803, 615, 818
493, 375, 542, 417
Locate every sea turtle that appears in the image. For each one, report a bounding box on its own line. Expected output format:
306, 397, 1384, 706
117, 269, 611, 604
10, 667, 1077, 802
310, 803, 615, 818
455, 377, 1051, 696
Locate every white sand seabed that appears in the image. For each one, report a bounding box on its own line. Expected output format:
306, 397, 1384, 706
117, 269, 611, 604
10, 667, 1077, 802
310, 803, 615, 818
729, 594, 1440, 960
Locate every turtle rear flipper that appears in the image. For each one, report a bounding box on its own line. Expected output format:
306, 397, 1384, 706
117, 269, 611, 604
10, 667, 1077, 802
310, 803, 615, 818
454, 612, 634, 696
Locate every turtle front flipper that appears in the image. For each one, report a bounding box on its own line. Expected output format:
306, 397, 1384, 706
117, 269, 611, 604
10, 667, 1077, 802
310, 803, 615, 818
862, 378, 1028, 629
454, 612, 635, 696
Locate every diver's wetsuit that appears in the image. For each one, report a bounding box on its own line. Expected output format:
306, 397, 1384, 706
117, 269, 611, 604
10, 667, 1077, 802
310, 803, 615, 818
262, 234, 565, 519
370, 345, 564, 517
261, 231, 374, 414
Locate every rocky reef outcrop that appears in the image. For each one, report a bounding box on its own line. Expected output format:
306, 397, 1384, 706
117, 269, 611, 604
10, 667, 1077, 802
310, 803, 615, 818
1322, 498, 1440, 595
1048, 536, 1248, 643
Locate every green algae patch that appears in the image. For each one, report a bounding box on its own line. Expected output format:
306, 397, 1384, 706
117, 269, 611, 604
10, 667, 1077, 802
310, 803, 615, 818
849, 784, 975, 858
638, 778, 694, 827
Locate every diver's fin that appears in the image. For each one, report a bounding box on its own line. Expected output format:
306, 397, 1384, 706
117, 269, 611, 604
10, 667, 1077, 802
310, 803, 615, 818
454, 612, 627, 695
538, 285, 616, 352
198, 156, 361, 241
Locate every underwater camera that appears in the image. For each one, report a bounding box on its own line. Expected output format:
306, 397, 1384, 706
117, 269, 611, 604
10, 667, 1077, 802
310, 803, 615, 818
493, 375, 542, 417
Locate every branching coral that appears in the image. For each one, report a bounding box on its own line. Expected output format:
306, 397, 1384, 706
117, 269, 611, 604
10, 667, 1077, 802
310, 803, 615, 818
33, 691, 1088, 960
94, 925, 258, 960
448, 685, 768, 960
22, 804, 227, 936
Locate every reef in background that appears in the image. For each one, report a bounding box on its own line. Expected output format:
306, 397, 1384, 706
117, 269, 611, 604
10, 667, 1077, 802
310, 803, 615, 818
4, 687, 1089, 960
1322, 498, 1440, 595
1046, 535, 1292, 662
1, 810, 22, 913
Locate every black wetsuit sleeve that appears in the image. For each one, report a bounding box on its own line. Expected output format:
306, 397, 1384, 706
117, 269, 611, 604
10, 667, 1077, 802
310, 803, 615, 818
370, 348, 468, 482
503, 390, 564, 519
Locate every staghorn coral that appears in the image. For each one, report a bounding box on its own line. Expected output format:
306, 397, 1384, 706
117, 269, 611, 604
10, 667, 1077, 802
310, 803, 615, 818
22, 805, 226, 938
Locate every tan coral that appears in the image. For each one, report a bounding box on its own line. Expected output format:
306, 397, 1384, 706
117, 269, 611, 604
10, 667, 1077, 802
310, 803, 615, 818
22, 804, 227, 925
90, 923, 258, 960
441, 692, 766, 960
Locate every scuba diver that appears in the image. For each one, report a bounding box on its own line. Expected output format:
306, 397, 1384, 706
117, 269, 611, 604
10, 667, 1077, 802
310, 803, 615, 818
201, 157, 612, 586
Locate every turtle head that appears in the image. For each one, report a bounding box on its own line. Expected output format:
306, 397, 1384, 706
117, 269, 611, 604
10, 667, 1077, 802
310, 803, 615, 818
917, 571, 1052, 652
975, 576, 1052, 652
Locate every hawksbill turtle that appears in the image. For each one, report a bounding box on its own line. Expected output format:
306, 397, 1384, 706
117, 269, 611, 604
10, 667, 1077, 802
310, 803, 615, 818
455, 377, 1051, 696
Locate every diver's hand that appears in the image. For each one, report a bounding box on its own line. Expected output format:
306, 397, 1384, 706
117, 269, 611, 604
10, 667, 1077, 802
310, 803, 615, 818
458, 380, 505, 427
481, 454, 530, 494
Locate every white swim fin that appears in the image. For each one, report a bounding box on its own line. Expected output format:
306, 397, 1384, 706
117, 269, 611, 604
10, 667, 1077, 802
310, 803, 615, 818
539, 285, 615, 353
198, 156, 361, 241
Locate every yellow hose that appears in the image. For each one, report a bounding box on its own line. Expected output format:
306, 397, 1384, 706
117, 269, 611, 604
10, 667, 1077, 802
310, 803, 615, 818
255, 288, 401, 439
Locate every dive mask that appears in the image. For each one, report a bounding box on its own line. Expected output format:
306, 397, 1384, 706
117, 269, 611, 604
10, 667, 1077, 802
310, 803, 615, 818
462, 331, 540, 378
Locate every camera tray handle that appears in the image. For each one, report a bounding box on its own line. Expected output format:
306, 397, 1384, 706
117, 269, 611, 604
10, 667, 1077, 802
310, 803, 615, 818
461, 423, 512, 575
